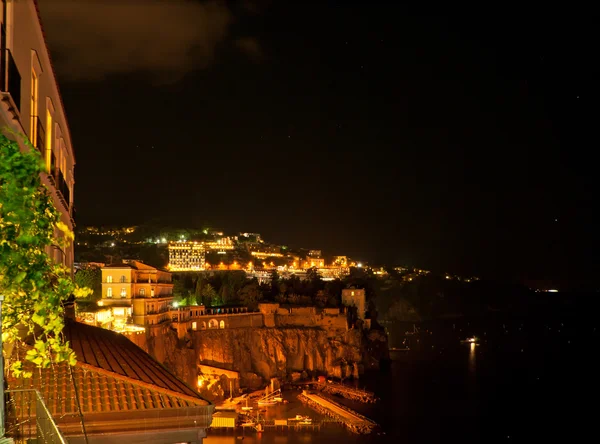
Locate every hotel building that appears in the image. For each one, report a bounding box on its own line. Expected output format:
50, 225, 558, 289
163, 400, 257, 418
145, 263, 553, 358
169, 241, 206, 271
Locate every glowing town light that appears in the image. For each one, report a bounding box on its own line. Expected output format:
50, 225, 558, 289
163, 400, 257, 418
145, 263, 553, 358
161, 238, 166, 243
110, 242, 115, 247
173, 301, 179, 308
357, 262, 362, 268
547, 289, 559, 293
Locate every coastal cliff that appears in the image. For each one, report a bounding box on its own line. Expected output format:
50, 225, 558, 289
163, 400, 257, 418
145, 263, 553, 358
135, 325, 389, 396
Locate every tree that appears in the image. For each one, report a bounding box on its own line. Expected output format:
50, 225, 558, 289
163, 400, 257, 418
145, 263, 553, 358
314, 290, 327, 308
0, 135, 90, 377
269, 270, 280, 298
238, 282, 263, 310
201, 284, 218, 307
74, 267, 101, 300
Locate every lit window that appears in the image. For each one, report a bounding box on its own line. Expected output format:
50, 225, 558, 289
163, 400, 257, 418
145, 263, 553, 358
30, 68, 39, 146
106, 275, 113, 283
120, 288, 127, 298
219, 320, 225, 329
45, 107, 53, 169
120, 275, 126, 283
106, 288, 112, 298
139, 288, 145, 296
351, 291, 355, 296
192, 322, 197, 330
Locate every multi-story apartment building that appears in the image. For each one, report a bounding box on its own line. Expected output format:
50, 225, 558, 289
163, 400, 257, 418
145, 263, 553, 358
96, 260, 175, 328
168, 241, 206, 271
101, 260, 173, 300
1, 0, 75, 272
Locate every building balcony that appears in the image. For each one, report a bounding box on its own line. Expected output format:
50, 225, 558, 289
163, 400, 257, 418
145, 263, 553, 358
56, 169, 71, 213
0, 47, 21, 119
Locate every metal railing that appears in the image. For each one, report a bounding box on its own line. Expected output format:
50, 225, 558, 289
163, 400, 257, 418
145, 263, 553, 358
4, 389, 68, 444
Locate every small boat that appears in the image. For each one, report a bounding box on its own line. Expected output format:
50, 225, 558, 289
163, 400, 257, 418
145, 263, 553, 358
241, 421, 255, 427
460, 336, 479, 344
289, 415, 310, 421
257, 400, 277, 406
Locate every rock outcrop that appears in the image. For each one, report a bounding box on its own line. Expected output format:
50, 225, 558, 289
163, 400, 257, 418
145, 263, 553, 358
134, 325, 388, 394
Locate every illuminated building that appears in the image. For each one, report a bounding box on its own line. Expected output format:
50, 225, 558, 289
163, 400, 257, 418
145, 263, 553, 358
308, 250, 322, 258
239, 232, 262, 243
168, 241, 206, 271
332, 256, 349, 267
251, 250, 284, 259
99, 260, 174, 327
203, 236, 235, 252
1, 0, 75, 272
341, 288, 366, 320
302, 257, 325, 268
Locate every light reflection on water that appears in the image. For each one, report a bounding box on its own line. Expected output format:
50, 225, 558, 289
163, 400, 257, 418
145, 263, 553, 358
468, 342, 476, 373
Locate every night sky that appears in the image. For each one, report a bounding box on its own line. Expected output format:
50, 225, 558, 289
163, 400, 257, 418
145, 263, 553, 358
38, 1, 597, 287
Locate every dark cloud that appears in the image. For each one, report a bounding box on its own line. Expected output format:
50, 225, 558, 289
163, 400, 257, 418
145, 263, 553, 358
235, 37, 264, 62
37, 0, 233, 81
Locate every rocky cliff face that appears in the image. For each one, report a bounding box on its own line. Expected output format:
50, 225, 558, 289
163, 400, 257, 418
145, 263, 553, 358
141, 325, 388, 393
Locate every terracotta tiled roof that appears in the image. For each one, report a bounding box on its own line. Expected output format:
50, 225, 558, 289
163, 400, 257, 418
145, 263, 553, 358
6, 322, 212, 439
11, 362, 203, 417
62, 321, 201, 400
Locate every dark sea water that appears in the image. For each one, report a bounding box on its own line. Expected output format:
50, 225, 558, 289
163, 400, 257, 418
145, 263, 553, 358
205, 306, 599, 444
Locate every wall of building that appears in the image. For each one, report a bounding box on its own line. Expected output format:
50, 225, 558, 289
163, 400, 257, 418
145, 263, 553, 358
1, 0, 75, 272
341, 288, 366, 320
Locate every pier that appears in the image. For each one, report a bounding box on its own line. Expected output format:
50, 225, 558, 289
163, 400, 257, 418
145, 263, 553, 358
298, 391, 378, 434
316, 382, 379, 403
287, 381, 379, 403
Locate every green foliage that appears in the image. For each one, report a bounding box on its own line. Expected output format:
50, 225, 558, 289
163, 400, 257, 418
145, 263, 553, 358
0, 134, 90, 377
201, 283, 218, 306
74, 267, 101, 300
237, 281, 263, 310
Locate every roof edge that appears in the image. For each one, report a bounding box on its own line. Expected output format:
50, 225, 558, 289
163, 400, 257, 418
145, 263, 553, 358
76, 361, 210, 407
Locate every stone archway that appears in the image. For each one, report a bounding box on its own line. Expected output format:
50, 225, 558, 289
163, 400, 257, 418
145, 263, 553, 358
208, 319, 218, 329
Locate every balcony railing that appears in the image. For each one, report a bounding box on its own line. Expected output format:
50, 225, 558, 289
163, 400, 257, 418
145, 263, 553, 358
0, 47, 22, 114
56, 169, 71, 211
4, 389, 68, 443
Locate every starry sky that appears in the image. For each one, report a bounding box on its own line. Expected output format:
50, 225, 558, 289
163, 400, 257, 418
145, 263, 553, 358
37, 1, 597, 288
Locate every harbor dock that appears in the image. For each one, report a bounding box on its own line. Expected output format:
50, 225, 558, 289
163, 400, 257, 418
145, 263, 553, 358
298, 391, 378, 434
315, 381, 379, 403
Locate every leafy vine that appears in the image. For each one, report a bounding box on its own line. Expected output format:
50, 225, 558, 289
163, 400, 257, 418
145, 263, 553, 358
0, 133, 90, 377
